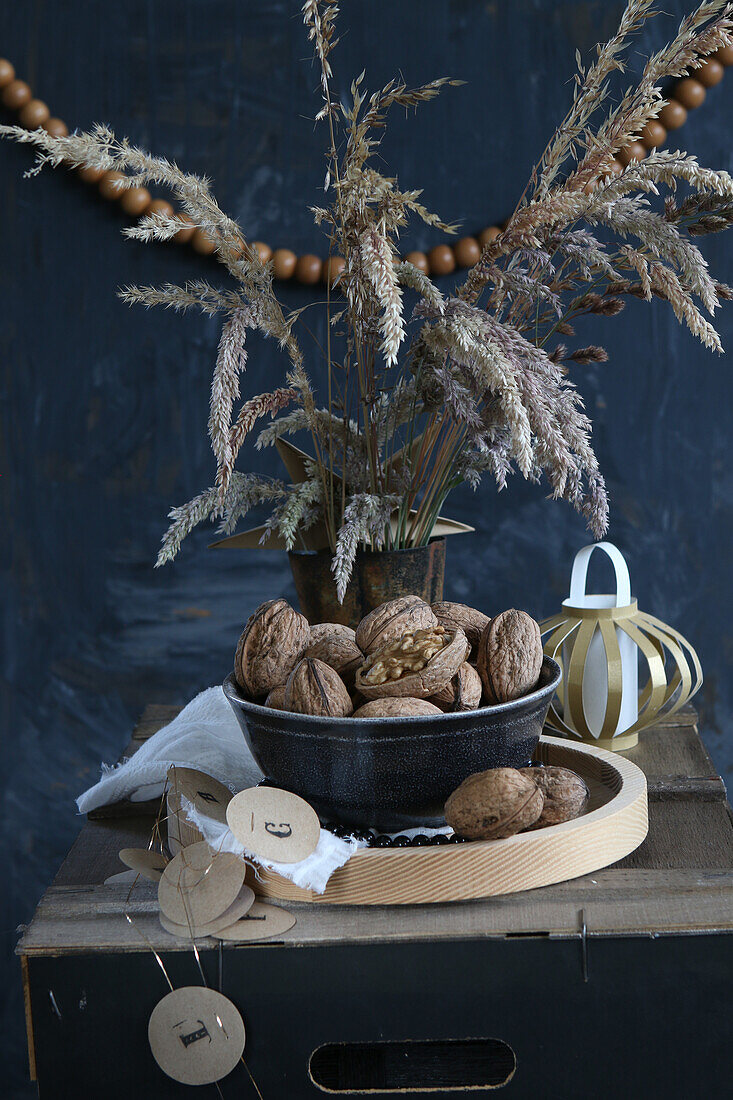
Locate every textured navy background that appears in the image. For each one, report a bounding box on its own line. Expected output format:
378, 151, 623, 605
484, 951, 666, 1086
1, 1, 732, 1093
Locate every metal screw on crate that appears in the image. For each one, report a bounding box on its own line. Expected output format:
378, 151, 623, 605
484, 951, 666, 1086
541, 542, 702, 750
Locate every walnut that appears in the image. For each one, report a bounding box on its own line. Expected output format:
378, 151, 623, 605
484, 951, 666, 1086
355, 595, 438, 655
264, 683, 287, 710
235, 599, 310, 698
429, 662, 483, 712
355, 626, 469, 700
353, 697, 443, 718
431, 601, 490, 656
519, 766, 589, 829
445, 768, 544, 840
477, 609, 543, 704
304, 623, 363, 687
284, 657, 354, 718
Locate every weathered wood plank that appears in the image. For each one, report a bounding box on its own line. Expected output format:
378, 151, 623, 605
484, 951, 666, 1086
20, 955, 37, 1082
17, 868, 733, 955
53, 818, 159, 887
617, 801, 733, 870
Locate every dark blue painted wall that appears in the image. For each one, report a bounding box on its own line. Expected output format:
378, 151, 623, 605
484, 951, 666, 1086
2, 2, 732, 1092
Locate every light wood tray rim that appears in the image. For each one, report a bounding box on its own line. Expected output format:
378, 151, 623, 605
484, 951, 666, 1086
249, 734, 649, 906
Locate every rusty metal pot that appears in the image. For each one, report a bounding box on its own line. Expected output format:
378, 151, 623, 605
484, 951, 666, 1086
288, 539, 446, 628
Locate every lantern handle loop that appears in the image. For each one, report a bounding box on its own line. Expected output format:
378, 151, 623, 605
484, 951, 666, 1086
569, 542, 632, 607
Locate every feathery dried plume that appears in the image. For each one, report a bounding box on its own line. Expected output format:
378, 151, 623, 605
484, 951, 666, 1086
332, 493, 402, 601
3, 0, 732, 597
209, 310, 252, 505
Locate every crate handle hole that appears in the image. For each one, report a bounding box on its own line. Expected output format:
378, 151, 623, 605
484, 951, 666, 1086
309, 1037, 516, 1093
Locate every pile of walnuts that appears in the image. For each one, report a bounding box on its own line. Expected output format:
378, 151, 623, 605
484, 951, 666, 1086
233, 595, 544, 719
445, 765, 590, 839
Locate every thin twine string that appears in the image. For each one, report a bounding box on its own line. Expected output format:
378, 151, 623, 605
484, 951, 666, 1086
123, 771, 264, 1098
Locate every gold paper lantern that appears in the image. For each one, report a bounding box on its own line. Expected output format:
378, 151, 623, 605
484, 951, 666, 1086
541, 542, 702, 750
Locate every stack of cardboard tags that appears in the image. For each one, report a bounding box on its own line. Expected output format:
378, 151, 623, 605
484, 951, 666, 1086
114, 765, 301, 942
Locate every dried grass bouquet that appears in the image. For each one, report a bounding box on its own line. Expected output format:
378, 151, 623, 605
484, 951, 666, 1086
4, 0, 733, 599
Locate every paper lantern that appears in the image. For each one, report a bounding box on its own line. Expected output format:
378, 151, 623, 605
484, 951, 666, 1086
541, 542, 702, 750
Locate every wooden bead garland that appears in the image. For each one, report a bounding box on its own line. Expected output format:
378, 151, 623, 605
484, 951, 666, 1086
43, 117, 68, 138
617, 140, 648, 166
98, 170, 126, 201
428, 244, 456, 275
640, 120, 666, 149
675, 77, 706, 109
453, 236, 481, 268
18, 98, 50, 128
658, 99, 688, 130
0, 46, 730, 285
2, 79, 32, 110
120, 186, 152, 217
696, 58, 724, 87
0, 59, 15, 87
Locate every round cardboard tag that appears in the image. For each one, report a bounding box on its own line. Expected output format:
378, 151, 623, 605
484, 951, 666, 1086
158, 842, 245, 926
148, 986, 245, 1086
212, 901, 296, 942
159, 885, 255, 940
104, 869, 139, 886
167, 766, 232, 825
226, 786, 320, 864
118, 848, 167, 883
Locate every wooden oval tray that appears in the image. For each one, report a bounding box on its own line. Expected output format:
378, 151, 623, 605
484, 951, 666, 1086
248, 735, 648, 906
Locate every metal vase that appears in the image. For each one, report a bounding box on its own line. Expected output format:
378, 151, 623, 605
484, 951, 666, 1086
288, 538, 446, 627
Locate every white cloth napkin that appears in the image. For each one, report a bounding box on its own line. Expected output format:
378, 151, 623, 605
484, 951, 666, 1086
76, 685, 450, 894
76, 686, 359, 892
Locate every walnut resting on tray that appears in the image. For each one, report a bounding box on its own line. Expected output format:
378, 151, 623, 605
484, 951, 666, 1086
445, 764, 590, 840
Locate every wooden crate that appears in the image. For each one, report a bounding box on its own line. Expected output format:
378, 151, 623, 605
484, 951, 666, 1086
18, 705, 733, 1098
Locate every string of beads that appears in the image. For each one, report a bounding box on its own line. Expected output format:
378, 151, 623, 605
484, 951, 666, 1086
1, 47, 732, 285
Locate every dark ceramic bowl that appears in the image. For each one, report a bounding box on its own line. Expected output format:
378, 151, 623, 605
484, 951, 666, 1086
223, 657, 562, 831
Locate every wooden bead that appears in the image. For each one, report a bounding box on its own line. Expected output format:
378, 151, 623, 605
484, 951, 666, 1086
192, 227, 217, 254
43, 117, 68, 138
0, 59, 15, 88
272, 248, 297, 280
323, 255, 346, 285
146, 197, 175, 219
640, 120, 667, 149
675, 77, 706, 109
713, 44, 733, 67
403, 250, 429, 274
696, 58, 724, 87
173, 213, 196, 243
478, 226, 501, 247
18, 98, 50, 128
659, 99, 687, 130
295, 254, 323, 285
453, 236, 481, 268
120, 186, 151, 217
427, 244, 456, 276
2, 79, 32, 110
98, 170, 126, 201
77, 165, 105, 184
252, 241, 272, 264
617, 141, 647, 167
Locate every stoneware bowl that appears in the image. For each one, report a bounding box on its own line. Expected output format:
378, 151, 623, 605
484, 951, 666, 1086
223, 656, 562, 831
